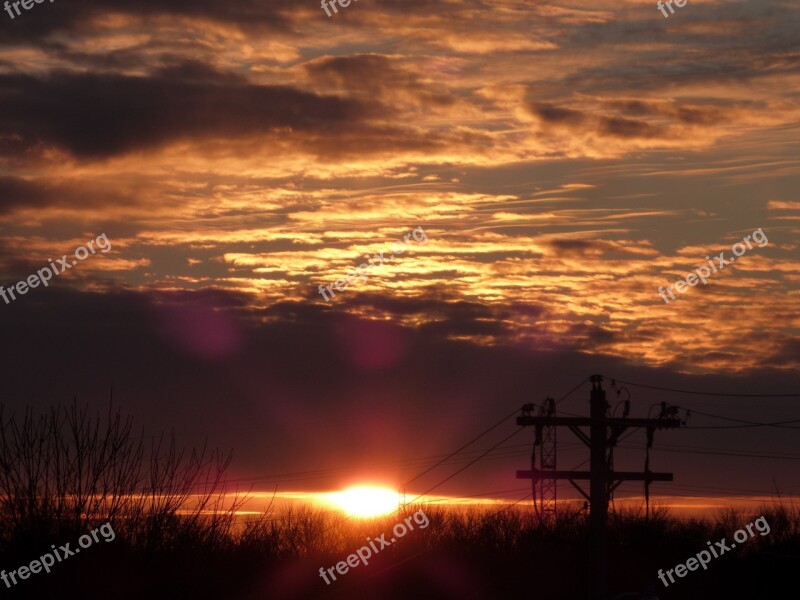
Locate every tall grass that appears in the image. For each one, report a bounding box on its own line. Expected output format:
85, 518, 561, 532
0, 402, 245, 553
0, 403, 797, 599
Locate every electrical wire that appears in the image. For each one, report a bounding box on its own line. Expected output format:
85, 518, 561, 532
684, 420, 800, 430
404, 405, 523, 487
554, 376, 591, 406
621, 443, 800, 461
674, 406, 800, 429
405, 427, 526, 505
607, 377, 800, 398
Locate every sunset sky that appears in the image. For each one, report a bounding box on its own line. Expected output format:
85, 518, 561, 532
1, 0, 798, 507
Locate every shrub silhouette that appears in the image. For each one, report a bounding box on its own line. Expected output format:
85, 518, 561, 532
0, 402, 797, 599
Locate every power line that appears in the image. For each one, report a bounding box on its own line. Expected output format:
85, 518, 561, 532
168, 443, 567, 491
407, 428, 526, 504
558, 404, 800, 430
608, 377, 800, 398
540, 438, 800, 461
555, 377, 591, 405
401, 377, 590, 494
657, 441, 800, 458
620, 442, 800, 461
647, 481, 800, 498
321, 426, 527, 534
420, 487, 532, 504
404, 405, 522, 487
676, 406, 800, 429
684, 419, 800, 430
156, 380, 591, 492
231, 444, 530, 486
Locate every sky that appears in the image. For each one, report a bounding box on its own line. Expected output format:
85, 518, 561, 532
0, 0, 799, 506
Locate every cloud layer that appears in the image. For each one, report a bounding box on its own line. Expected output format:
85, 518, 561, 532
0, 0, 798, 375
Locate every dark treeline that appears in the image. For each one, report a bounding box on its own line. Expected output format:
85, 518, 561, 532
0, 403, 796, 599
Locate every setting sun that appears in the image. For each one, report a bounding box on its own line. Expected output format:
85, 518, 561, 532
327, 486, 402, 517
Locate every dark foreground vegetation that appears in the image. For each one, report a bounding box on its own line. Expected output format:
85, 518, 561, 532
0, 404, 797, 599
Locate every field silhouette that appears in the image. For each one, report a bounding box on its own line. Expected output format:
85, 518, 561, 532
0, 404, 796, 599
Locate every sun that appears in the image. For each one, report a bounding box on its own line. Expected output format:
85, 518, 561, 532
327, 486, 402, 517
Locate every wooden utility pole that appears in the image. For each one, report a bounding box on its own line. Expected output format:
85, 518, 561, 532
516, 375, 683, 600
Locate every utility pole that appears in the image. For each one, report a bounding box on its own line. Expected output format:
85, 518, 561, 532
523, 397, 557, 523
589, 376, 608, 599
516, 375, 683, 600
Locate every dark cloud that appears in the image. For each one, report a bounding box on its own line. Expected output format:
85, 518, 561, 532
0, 0, 296, 44
322, 292, 553, 343
0, 65, 470, 162
502, 303, 547, 319
2, 286, 797, 494
341, 292, 496, 320
567, 322, 617, 346
602, 100, 726, 126
0, 175, 141, 215
0, 176, 51, 213
765, 336, 800, 368
419, 316, 507, 338
598, 116, 664, 139
153, 60, 250, 85
0, 71, 376, 159
529, 103, 587, 126
547, 239, 602, 257
673, 106, 725, 126
0, 286, 575, 485
305, 54, 457, 107
529, 101, 669, 140
305, 55, 400, 88
605, 100, 659, 118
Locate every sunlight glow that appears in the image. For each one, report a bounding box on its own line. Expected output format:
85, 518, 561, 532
327, 486, 402, 517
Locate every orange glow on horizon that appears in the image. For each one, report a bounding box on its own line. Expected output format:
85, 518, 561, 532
325, 485, 403, 517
